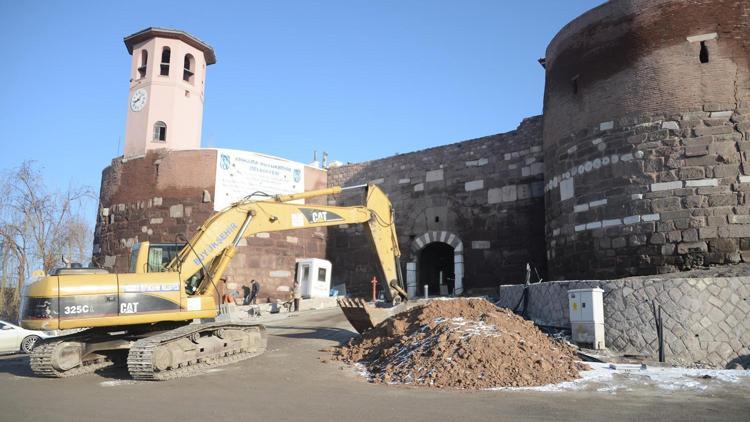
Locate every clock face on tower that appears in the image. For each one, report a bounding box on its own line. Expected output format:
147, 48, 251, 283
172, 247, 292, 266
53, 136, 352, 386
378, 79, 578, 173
130, 88, 148, 112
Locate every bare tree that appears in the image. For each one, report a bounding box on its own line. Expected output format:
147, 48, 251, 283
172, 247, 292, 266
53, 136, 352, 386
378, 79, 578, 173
0, 162, 95, 321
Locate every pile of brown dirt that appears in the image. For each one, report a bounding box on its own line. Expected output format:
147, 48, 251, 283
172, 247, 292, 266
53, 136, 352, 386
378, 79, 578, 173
334, 298, 587, 389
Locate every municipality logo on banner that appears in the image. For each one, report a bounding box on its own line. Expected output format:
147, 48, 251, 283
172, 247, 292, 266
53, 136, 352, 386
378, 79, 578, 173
293, 169, 301, 183
220, 154, 231, 170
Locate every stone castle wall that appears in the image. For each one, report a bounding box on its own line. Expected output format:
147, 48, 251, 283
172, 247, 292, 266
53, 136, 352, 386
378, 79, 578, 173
496, 277, 750, 369
93, 150, 328, 300
327, 117, 546, 297
542, 0, 750, 280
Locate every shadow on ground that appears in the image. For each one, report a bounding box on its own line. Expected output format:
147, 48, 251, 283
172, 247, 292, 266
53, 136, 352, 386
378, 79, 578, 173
0, 351, 135, 381
268, 325, 356, 344
0, 354, 35, 377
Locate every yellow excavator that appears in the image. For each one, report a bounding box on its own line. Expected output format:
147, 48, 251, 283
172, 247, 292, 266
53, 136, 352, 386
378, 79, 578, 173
20, 183, 407, 380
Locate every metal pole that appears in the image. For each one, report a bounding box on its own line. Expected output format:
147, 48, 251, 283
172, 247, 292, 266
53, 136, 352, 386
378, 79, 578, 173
424, 284, 428, 300
658, 305, 665, 363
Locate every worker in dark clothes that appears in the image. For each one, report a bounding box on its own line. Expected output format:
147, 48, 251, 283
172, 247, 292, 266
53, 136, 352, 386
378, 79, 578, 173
248, 279, 260, 305
240, 285, 251, 305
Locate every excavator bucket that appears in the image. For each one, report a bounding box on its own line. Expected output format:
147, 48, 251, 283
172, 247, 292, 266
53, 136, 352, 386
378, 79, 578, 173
337, 298, 408, 334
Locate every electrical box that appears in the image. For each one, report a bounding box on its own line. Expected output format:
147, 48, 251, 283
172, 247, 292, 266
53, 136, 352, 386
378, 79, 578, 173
568, 288, 605, 349
295, 258, 332, 298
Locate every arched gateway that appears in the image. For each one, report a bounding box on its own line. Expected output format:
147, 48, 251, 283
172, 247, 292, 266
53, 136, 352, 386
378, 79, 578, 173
406, 231, 464, 297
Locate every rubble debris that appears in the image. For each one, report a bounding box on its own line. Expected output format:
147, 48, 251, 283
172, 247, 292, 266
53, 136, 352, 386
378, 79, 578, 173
334, 298, 587, 389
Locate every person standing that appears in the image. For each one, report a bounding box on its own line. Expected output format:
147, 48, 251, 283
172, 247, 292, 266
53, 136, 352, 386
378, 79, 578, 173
248, 279, 260, 305
292, 280, 301, 312
240, 284, 251, 305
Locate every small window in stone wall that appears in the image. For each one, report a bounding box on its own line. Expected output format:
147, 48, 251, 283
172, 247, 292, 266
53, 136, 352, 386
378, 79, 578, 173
699, 41, 709, 63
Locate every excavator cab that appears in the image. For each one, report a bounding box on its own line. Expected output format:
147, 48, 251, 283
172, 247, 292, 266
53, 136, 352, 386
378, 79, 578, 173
129, 242, 203, 295
129, 242, 184, 274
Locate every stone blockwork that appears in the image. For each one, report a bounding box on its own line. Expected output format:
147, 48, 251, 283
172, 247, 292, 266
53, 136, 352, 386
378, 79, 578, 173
94, 149, 328, 300
496, 277, 750, 368
542, 0, 750, 279
545, 111, 750, 279
327, 117, 546, 297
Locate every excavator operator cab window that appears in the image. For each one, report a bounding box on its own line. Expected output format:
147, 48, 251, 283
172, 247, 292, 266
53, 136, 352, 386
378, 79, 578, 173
130, 242, 185, 273
146, 244, 183, 272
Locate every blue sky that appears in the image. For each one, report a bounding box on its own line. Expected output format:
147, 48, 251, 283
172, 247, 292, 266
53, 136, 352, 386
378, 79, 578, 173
0, 0, 602, 220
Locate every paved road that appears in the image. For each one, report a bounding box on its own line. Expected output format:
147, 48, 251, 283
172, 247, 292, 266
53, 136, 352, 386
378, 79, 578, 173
0, 309, 747, 422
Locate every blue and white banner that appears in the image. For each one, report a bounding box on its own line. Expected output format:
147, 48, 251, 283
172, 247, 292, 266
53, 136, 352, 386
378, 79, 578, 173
213, 149, 305, 210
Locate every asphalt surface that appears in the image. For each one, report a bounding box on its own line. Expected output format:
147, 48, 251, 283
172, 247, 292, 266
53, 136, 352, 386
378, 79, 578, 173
0, 308, 747, 422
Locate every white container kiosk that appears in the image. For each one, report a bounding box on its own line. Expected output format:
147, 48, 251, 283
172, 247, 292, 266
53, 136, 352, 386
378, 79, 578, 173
295, 258, 332, 298
568, 287, 605, 349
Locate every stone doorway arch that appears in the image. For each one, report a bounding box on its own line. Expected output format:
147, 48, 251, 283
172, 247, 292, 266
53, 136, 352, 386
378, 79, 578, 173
407, 231, 464, 297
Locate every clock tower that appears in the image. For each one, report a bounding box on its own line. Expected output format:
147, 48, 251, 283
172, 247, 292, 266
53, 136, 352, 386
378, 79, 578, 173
122, 28, 216, 157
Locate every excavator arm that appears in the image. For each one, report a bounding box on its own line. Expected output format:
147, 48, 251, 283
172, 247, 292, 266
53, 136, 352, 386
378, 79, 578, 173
167, 184, 407, 303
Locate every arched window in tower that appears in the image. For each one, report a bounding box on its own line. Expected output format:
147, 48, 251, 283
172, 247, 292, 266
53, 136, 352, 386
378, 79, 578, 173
153, 121, 167, 142
183, 54, 195, 83
138, 50, 148, 79
160, 47, 171, 76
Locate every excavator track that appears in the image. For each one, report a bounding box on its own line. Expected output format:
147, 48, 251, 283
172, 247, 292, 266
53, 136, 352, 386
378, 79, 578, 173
29, 335, 120, 378
127, 321, 266, 381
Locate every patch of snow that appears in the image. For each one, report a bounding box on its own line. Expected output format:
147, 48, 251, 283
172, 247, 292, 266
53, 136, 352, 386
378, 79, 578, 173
354, 362, 370, 378
431, 317, 502, 338
488, 362, 750, 394
100, 380, 139, 387
430, 297, 487, 302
